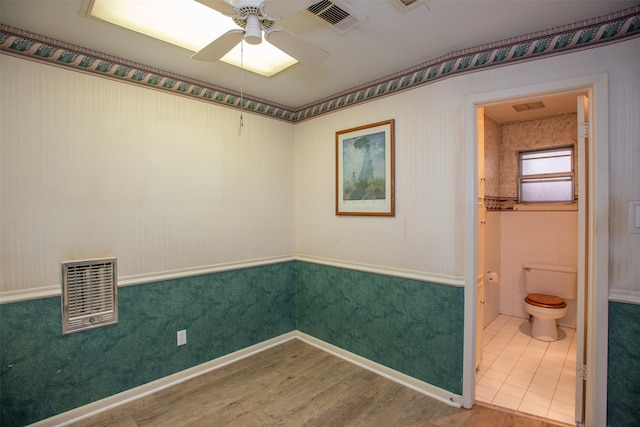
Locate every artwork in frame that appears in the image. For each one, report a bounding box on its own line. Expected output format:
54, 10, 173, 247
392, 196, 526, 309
335, 119, 395, 216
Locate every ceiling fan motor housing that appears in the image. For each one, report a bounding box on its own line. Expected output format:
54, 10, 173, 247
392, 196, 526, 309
230, 0, 277, 44
191, 0, 329, 67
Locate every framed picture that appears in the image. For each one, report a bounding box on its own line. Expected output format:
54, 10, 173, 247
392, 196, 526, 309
336, 119, 395, 216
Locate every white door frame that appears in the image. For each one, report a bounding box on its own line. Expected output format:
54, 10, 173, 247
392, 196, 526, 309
462, 73, 609, 426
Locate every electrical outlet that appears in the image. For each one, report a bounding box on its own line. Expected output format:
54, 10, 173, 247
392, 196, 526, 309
177, 329, 187, 346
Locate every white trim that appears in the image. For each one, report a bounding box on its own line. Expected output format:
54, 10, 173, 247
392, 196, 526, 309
462, 88, 479, 409
295, 255, 465, 287
513, 203, 578, 211
0, 286, 60, 304
463, 73, 609, 423
28, 332, 297, 427
3, 255, 462, 305
117, 255, 296, 287
294, 331, 463, 408
29, 332, 460, 426
608, 290, 640, 305
1, 255, 296, 304
588, 73, 609, 427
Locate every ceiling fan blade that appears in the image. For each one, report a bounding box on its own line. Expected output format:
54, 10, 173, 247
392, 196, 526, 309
195, 0, 236, 16
265, 27, 329, 67
191, 30, 244, 62
262, 0, 316, 20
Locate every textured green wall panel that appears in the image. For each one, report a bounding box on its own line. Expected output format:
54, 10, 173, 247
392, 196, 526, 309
295, 261, 464, 394
0, 262, 296, 427
4, 263, 636, 427
608, 301, 640, 427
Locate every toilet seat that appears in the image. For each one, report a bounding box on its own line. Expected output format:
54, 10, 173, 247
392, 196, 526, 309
525, 293, 567, 309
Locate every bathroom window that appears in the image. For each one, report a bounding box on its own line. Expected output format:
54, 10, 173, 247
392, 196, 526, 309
517, 146, 574, 203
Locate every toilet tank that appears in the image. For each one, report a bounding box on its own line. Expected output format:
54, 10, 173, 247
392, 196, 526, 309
523, 263, 577, 299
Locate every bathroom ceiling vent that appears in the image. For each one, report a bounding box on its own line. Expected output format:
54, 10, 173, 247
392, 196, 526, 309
388, 0, 430, 13
62, 257, 118, 334
307, 0, 368, 34
513, 101, 546, 112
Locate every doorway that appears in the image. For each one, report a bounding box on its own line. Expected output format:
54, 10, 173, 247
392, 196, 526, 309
475, 93, 583, 425
462, 74, 610, 427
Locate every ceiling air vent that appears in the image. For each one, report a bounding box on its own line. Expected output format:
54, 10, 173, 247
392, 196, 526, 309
512, 101, 546, 112
307, 0, 368, 34
62, 257, 118, 334
388, 0, 430, 13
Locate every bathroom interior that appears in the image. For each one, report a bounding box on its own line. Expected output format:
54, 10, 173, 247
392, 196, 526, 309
474, 93, 584, 425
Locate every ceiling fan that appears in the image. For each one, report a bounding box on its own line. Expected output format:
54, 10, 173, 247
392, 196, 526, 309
192, 0, 329, 67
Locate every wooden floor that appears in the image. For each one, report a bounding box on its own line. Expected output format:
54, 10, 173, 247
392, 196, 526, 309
72, 339, 561, 427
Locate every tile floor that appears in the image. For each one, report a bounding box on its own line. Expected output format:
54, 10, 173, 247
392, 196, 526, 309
476, 315, 577, 425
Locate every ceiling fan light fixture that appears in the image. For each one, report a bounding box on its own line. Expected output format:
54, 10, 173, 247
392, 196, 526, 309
244, 14, 263, 45
84, 0, 299, 77
221, 41, 298, 76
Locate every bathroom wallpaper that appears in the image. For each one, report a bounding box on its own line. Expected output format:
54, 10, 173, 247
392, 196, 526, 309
295, 261, 465, 395
498, 113, 578, 199
0, 262, 296, 426
483, 115, 501, 199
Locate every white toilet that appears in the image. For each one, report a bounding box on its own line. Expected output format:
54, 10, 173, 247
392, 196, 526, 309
523, 263, 577, 342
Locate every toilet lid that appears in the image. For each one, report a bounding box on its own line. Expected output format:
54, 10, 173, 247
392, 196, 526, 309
525, 293, 567, 309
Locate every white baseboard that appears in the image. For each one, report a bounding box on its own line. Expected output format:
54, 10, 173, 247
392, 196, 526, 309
29, 331, 462, 426
294, 331, 464, 408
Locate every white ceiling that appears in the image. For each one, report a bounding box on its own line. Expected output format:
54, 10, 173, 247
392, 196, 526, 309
1, 0, 637, 112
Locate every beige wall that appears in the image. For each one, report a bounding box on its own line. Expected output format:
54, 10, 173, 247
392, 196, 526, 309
1, 37, 638, 296
294, 80, 466, 279
295, 38, 639, 293
499, 211, 579, 327
0, 55, 296, 292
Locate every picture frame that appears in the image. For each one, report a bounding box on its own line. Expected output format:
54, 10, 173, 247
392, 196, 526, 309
336, 119, 395, 216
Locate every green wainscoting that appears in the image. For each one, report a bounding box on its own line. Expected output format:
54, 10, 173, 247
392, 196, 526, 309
1, 260, 469, 426
0, 262, 296, 426
608, 301, 640, 427
295, 261, 465, 395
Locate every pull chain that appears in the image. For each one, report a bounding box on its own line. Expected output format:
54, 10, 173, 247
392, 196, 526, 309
238, 37, 245, 136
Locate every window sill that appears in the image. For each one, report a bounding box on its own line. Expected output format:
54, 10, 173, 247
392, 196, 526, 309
513, 202, 577, 211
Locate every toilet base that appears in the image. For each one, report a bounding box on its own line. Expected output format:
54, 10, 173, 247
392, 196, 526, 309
530, 317, 558, 342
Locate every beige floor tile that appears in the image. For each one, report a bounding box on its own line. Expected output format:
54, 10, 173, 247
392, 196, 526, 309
492, 391, 523, 410
477, 315, 576, 426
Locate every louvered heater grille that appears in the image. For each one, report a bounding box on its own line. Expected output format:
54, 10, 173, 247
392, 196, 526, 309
307, 0, 367, 34
62, 257, 117, 334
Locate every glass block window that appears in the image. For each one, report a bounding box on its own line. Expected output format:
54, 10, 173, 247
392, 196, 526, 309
518, 147, 574, 203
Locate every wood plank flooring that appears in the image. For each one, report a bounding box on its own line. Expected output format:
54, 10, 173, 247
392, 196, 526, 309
72, 339, 561, 427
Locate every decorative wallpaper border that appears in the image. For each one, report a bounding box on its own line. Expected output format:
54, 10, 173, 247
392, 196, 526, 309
1, 6, 639, 122
482, 196, 580, 211
483, 197, 516, 211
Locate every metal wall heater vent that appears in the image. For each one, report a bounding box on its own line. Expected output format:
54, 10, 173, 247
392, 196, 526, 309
62, 257, 118, 334
307, 0, 368, 34
388, 0, 430, 13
